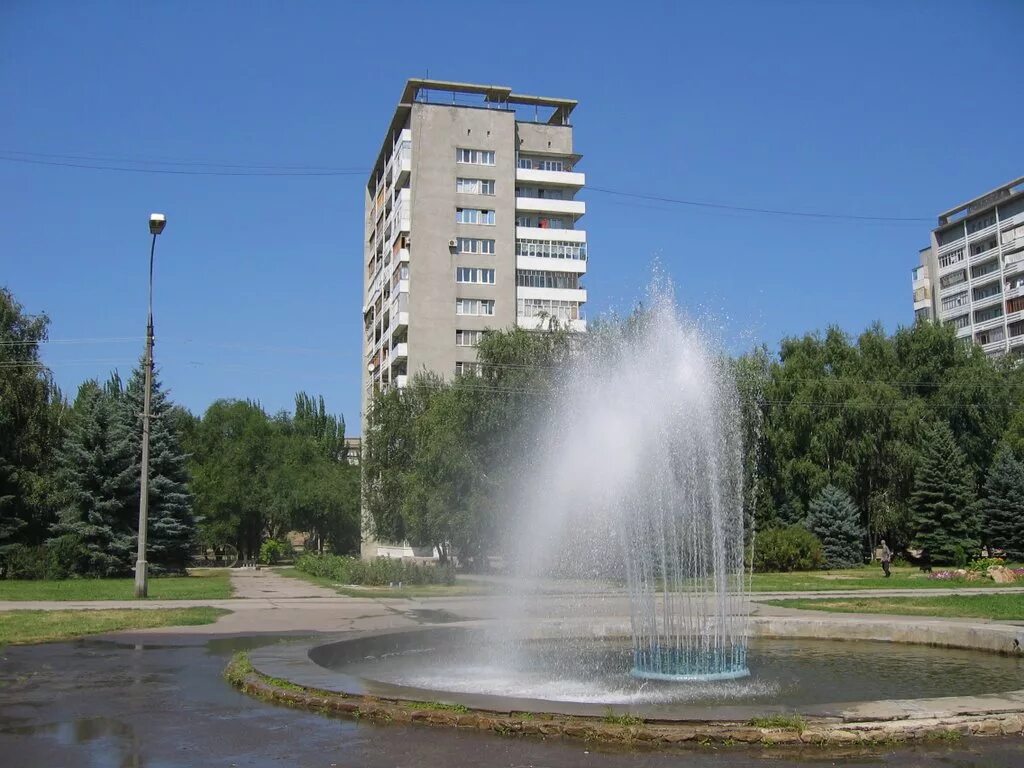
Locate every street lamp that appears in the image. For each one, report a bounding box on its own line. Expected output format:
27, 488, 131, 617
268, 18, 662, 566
135, 212, 166, 598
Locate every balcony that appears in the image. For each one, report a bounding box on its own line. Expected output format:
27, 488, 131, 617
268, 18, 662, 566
395, 374, 408, 389
515, 167, 585, 188
515, 196, 586, 217
982, 339, 1007, 355
973, 313, 1005, 333
516, 314, 586, 332
391, 342, 408, 360
517, 285, 587, 304
517, 254, 587, 274
516, 225, 586, 243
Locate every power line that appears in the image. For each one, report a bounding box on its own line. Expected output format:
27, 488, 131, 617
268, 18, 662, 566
1, 149, 363, 172
586, 186, 932, 223
0, 148, 936, 221
0, 154, 366, 177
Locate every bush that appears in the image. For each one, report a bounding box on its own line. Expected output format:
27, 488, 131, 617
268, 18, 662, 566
753, 526, 824, 572
295, 552, 455, 586
259, 539, 293, 565
45, 535, 87, 579
0, 544, 48, 580
967, 556, 1004, 573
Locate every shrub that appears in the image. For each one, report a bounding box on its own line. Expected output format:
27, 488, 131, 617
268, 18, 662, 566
259, 539, 293, 565
967, 556, 1004, 574
295, 552, 455, 586
753, 526, 824, 572
0, 544, 48, 580
45, 535, 87, 579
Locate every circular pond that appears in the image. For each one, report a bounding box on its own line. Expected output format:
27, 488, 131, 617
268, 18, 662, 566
308, 626, 1024, 716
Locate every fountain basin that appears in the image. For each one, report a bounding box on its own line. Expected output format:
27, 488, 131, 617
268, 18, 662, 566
246, 615, 1024, 729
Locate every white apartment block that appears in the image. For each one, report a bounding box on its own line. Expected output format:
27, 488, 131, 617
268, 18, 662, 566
913, 176, 1024, 356
360, 79, 588, 558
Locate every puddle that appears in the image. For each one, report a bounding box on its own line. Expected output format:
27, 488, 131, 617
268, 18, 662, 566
403, 609, 465, 624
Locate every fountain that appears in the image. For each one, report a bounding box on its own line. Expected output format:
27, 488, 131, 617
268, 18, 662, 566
506, 288, 751, 683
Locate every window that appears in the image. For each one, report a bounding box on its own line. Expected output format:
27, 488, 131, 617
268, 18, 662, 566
517, 298, 582, 321
456, 237, 496, 254
456, 178, 495, 195
516, 215, 534, 227
456, 148, 495, 165
967, 214, 996, 234
539, 217, 563, 229
456, 267, 495, 284
940, 269, 967, 289
974, 305, 1003, 323
973, 281, 1001, 302
1007, 297, 1024, 314
456, 330, 485, 347
517, 157, 533, 169
938, 248, 964, 269
516, 269, 580, 289
970, 237, 998, 257
941, 291, 968, 311
971, 259, 999, 279
455, 361, 483, 376
538, 159, 564, 172
948, 314, 970, 330
456, 208, 495, 225
516, 239, 587, 260
456, 298, 495, 316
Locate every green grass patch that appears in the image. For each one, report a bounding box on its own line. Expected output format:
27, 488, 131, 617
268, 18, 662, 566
399, 700, 469, 713
0, 570, 233, 601
276, 567, 493, 598
762, 593, 1024, 620
747, 714, 806, 733
0, 607, 229, 645
751, 566, 1016, 592
603, 708, 643, 727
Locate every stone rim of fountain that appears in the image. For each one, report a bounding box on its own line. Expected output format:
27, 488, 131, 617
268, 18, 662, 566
240, 614, 1024, 744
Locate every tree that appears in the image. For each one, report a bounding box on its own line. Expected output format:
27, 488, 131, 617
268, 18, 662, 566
119, 364, 196, 572
805, 485, 865, 568
190, 400, 274, 560
910, 421, 979, 566
979, 444, 1024, 560
50, 382, 135, 575
0, 287, 65, 560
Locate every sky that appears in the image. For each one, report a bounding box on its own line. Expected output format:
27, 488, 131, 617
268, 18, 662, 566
2, 0, 1022, 433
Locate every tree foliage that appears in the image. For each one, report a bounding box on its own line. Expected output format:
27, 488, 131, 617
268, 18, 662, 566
910, 421, 979, 566
805, 485, 865, 568
980, 444, 1024, 561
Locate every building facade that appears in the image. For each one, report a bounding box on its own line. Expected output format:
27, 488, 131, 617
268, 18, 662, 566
361, 79, 588, 557
913, 176, 1024, 355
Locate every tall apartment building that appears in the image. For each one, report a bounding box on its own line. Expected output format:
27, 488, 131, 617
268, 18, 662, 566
912, 176, 1024, 356
361, 79, 588, 557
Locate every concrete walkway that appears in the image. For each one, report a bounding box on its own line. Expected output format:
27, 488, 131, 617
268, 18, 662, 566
228, 567, 338, 599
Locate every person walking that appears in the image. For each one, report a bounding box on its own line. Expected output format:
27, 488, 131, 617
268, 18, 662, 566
879, 539, 892, 578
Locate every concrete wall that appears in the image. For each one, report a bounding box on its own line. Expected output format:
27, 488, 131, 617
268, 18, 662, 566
408, 104, 518, 378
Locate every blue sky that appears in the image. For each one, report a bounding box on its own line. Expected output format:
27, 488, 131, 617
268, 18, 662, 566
2, 0, 1022, 433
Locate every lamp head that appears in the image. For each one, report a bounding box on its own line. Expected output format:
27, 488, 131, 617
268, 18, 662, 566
149, 213, 167, 235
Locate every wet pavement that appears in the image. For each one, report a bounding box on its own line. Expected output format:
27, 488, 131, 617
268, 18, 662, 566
2, 632, 1024, 767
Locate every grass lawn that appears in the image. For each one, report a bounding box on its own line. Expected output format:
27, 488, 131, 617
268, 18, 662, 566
761, 594, 1024, 620
276, 566, 494, 598
0, 569, 233, 601
751, 566, 1018, 592
0, 607, 230, 645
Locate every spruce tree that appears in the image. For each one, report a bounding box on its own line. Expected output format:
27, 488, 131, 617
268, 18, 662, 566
120, 364, 196, 573
50, 382, 135, 576
911, 421, 979, 566
980, 444, 1024, 561
805, 485, 865, 568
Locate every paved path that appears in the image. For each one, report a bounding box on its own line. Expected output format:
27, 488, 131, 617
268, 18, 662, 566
227, 567, 338, 599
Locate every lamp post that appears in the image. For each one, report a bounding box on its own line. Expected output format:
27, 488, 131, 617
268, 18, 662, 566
135, 212, 166, 598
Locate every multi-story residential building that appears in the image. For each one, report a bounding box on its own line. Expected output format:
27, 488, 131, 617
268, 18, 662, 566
361, 79, 587, 557
912, 176, 1024, 356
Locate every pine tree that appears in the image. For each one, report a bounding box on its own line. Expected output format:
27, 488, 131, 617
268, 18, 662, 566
980, 444, 1024, 561
911, 421, 979, 566
50, 382, 135, 576
120, 364, 196, 573
805, 485, 865, 568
